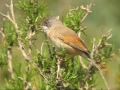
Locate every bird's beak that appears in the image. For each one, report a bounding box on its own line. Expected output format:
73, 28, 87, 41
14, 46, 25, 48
42, 26, 49, 33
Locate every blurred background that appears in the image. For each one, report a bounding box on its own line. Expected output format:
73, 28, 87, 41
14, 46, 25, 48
0, 0, 120, 89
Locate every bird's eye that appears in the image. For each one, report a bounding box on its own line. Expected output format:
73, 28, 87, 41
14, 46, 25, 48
45, 20, 52, 28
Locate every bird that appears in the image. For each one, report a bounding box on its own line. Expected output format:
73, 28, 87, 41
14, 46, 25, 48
42, 16, 109, 90
42, 16, 90, 58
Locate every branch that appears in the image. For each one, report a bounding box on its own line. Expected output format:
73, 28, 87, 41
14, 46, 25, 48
0, 27, 14, 79
7, 47, 14, 79
0, 12, 16, 28
82, 31, 112, 90
56, 56, 64, 90
79, 56, 88, 69
78, 30, 88, 69
80, 3, 93, 23
18, 40, 31, 61
0, 28, 5, 40
24, 81, 32, 90
56, 58, 61, 80
27, 30, 35, 55
0, 0, 31, 61
87, 32, 112, 90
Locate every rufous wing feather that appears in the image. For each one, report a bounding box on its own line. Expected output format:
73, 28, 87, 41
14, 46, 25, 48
58, 35, 90, 57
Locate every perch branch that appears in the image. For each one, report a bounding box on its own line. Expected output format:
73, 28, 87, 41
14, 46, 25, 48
86, 31, 112, 90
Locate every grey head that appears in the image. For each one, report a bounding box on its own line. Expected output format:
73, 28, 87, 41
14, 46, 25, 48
42, 16, 62, 32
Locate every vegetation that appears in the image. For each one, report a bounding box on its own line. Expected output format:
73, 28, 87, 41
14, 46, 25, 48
0, 0, 118, 90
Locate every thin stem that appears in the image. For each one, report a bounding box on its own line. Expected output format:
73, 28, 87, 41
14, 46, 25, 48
79, 56, 88, 69
0, 0, 31, 61
88, 58, 110, 90
7, 47, 14, 79
56, 57, 61, 80
80, 3, 92, 23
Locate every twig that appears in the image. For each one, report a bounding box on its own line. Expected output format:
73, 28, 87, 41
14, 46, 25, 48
79, 56, 88, 69
80, 3, 92, 23
18, 40, 31, 61
33, 62, 48, 82
87, 37, 110, 90
10, 0, 15, 21
88, 59, 110, 90
0, 28, 5, 39
56, 57, 62, 80
0, 27, 14, 79
7, 46, 14, 79
27, 30, 35, 55
24, 81, 32, 90
82, 31, 112, 90
78, 31, 88, 69
18, 76, 32, 90
40, 41, 46, 56
56, 56, 64, 90
0, 0, 31, 61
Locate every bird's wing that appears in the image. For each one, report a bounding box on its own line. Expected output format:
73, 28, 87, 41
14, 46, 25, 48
58, 35, 89, 53
52, 25, 90, 55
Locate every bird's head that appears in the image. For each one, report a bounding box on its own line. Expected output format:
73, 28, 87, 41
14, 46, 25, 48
42, 16, 61, 32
